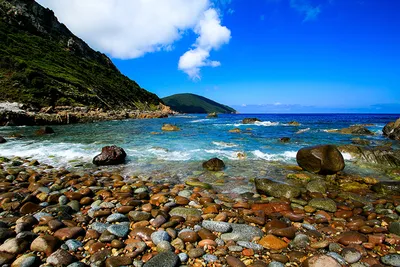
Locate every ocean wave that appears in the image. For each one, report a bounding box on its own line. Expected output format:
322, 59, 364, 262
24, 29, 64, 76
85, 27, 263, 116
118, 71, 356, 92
252, 150, 297, 161
227, 121, 281, 127
212, 141, 238, 148
205, 149, 245, 160
190, 119, 209, 123
341, 152, 353, 160
296, 128, 310, 134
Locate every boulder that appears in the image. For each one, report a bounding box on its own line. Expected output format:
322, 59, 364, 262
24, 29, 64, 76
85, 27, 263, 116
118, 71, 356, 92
279, 137, 290, 143
383, 118, 400, 140
202, 158, 225, 171
255, 178, 301, 199
339, 125, 374, 135
93, 145, 126, 166
0, 136, 6, 143
242, 118, 260, 124
206, 112, 218, 118
161, 124, 180, 131
338, 145, 400, 167
36, 126, 55, 135
296, 145, 345, 175
229, 128, 241, 133
351, 138, 370, 145
288, 121, 300, 126
371, 181, 400, 195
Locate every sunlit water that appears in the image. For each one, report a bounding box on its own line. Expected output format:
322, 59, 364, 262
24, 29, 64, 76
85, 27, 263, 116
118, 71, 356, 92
0, 114, 398, 193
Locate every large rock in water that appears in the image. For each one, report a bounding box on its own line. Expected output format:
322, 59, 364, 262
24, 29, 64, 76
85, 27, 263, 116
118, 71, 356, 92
0, 136, 6, 143
383, 118, 400, 140
161, 124, 180, 131
339, 125, 374, 135
202, 158, 225, 171
93, 145, 126, 166
296, 145, 345, 175
242, 118, 260, 124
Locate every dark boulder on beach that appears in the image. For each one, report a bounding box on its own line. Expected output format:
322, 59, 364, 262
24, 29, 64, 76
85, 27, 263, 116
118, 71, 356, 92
371, 181, 400, 195
0, 136, 6, 143
242, 118, 261, 124
296, 145, 345, 175
36, 126, 55, 135
383, 118, 400, 140
202, 158, 225, 171
93, 145, 127, 166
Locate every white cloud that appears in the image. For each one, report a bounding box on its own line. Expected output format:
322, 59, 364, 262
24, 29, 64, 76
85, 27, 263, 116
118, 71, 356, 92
178, 8, 231, 80
290, 0, 321, 21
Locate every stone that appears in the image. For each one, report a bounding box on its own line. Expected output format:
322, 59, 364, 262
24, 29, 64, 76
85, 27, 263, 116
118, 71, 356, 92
128, 211, 151, 222
20, 202, 41, 214
259, 235, 288, 250
202, 157, 225, 171
157, 241, 173, 252
304, 255, 341, 267
339, 126, 374, 135
30, 235, 58, 256
0, 252, 15, 265
338, 231, 367, 245
178, 230, 199, 243
306, 180, 327, 193
202, 254, 218, 263
381, 254, 400, 266
143, 251, 180, 267
188, 248, 205, 258
65, 239, 83, 252
107, 223, 129, 237
202, 220, 232, 233
105, 256, 132, 267
169, 207, 202, 219
237, 241, 263, 251
161, 124, 180, 131
106, 213, 128, 223
268, 262, 285, 267
151, 230, 171, 245
226, 255, 246, 267
308, 198, 337, 212
341, 248, 361, 264
36, 126, 55, 135
0, 136, 6, 143
46, 249, 76, 267
0, 238, 29, 254
90, 222, 110, 233
93, 145, 126, 166
220, 223, 263, 242
389, 221, 400, 236
0, 228, 14, 241
54, 227, 84, 240
11, 253, 37, 267
296, 145, 345, 174
254, 178, 300, 198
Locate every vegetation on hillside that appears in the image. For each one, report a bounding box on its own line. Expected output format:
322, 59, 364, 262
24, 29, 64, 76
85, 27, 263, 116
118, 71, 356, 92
0, 0, 160, 109
162, 93, 236, 114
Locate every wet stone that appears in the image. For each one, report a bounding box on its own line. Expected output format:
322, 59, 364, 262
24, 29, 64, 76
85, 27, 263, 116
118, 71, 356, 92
143, 251, 180, 267
237, 241, 263, 251
169, 207, 202, 219
220, 223, 263, 242
341, 247, 362, 264
99, 230, 116, 243
226, 255, 246, 267
188, 247, 205, 258
105, 256, 132, 267
128, 211, 151, 222
90, 222, 110, 233
308, 198, 337, 212
106, 213, 128, 223
46, 249, 76, 267
203, 254, 218, 263
151, 230, 171, 245
107, 223, 129, 237
388, 221, 400, 236
202, 220, 232, 233
381, 254, 400, 267
12, 253, 37, 267
304, 255, 341, 267
65, 239, 82, 252
178, 253, 189, 263
157, 240, 173, 252
268, 262, 285, 267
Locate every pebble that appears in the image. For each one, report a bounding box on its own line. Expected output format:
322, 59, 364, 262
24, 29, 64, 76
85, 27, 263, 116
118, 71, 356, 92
326, 252, 347, 265
259, 235, 288, 250
90, 222, 110, 233
107, 223, 129, 237
220, 223, 263, 242
304, 255, 341, 267
237, 241, 263, 250
169, 207, 202, 219
226, 255, 246, 267
341, 247, 362, 264
143, 251, 179, 267
308, 198, 337, 212
388, 221, 400, 236
202, 254, 218, 263
106, 213, 128, 223
157, 241, 173, 252
290, 234, 310, 249
65, 239, 83, 252
46, 249, 76, 267
381, 254, 400, 267
188, 247, 205, 258
178, 253, 189, 263
151, 230, 171, 245
228, 245, 243, 252
202, 220, 232, 233
268, 262, 285, 267
11, 253, 36, 267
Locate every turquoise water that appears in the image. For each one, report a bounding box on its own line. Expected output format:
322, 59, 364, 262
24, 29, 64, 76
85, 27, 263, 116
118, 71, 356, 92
0, 113, 398, 192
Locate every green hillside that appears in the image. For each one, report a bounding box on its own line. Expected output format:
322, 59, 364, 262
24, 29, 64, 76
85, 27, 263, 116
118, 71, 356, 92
0, 0, 161, 110
162, 93, 236, 114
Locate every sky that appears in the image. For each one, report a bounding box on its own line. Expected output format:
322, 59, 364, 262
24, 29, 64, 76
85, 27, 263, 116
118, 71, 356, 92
37, 0, 400, 113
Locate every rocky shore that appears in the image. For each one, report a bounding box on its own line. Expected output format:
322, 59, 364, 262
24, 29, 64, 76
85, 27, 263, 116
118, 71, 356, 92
1, 152, 400, 267
0, 103, 177, 126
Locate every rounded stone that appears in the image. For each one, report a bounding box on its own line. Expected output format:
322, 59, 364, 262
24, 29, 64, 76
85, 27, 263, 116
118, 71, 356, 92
143, 251, 179, 267
381, 254, 400, 267
202, 220, 232, 233
107, 223, 129, 237
157, 241, 173, 252
188, 248, 205, 258
341, 248, 361, 264
151, 230, 171, 245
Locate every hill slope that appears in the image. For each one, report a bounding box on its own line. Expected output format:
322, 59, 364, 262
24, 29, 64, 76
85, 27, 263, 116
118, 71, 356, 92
0, 0, 161, 110
162, 93, 236, 114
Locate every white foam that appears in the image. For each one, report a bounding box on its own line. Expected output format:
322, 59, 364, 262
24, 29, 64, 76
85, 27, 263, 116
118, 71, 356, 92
341, 152, 353, 160
212, 141, 238, 148
205, 149, 243, 160
252, 150, 297, 161
190, 119, 209, 123
230, 121, 280, 127
296, 128, 310, 134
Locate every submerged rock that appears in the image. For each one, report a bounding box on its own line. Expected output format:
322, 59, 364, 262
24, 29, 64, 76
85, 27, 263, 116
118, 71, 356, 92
92, 145, 126, 166
202, 158, 225, 171
296, 145, 345, 175
383, 118, 400, 140
242, 118, 261, 124
371, 181, 400, 195
339, 145, 400, 167
0, 136, 6, 143
255, 178, 301, 198
36, 126, 55, 135
279, 137, 290, 143
339, 125, 374, 135
162, 124, 180, 131
207, 112, 218, 118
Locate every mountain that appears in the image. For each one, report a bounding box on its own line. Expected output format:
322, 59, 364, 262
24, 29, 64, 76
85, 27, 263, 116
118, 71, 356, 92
162, 93, 236, 114
0, 0, 161, 110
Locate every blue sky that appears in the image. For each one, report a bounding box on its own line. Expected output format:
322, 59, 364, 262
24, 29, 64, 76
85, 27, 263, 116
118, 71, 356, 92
38, 0, 400, 113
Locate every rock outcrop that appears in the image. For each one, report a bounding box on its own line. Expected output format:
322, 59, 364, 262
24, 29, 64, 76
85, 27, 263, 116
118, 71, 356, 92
296, 145, 345, 175
255, 178, 301, 199
338, 145, 400, 167
93, 146, 127, 166
161, 124, 180, 131
242, 118, 261, 124
339, 125, 374, 135
383, 118, 400, 140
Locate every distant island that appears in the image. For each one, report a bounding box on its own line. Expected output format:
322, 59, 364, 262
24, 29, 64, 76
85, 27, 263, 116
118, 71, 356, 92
162, 93, 236, 114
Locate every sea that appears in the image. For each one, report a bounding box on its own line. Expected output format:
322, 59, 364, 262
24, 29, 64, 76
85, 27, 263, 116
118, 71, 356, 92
0, 113, 399, 194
